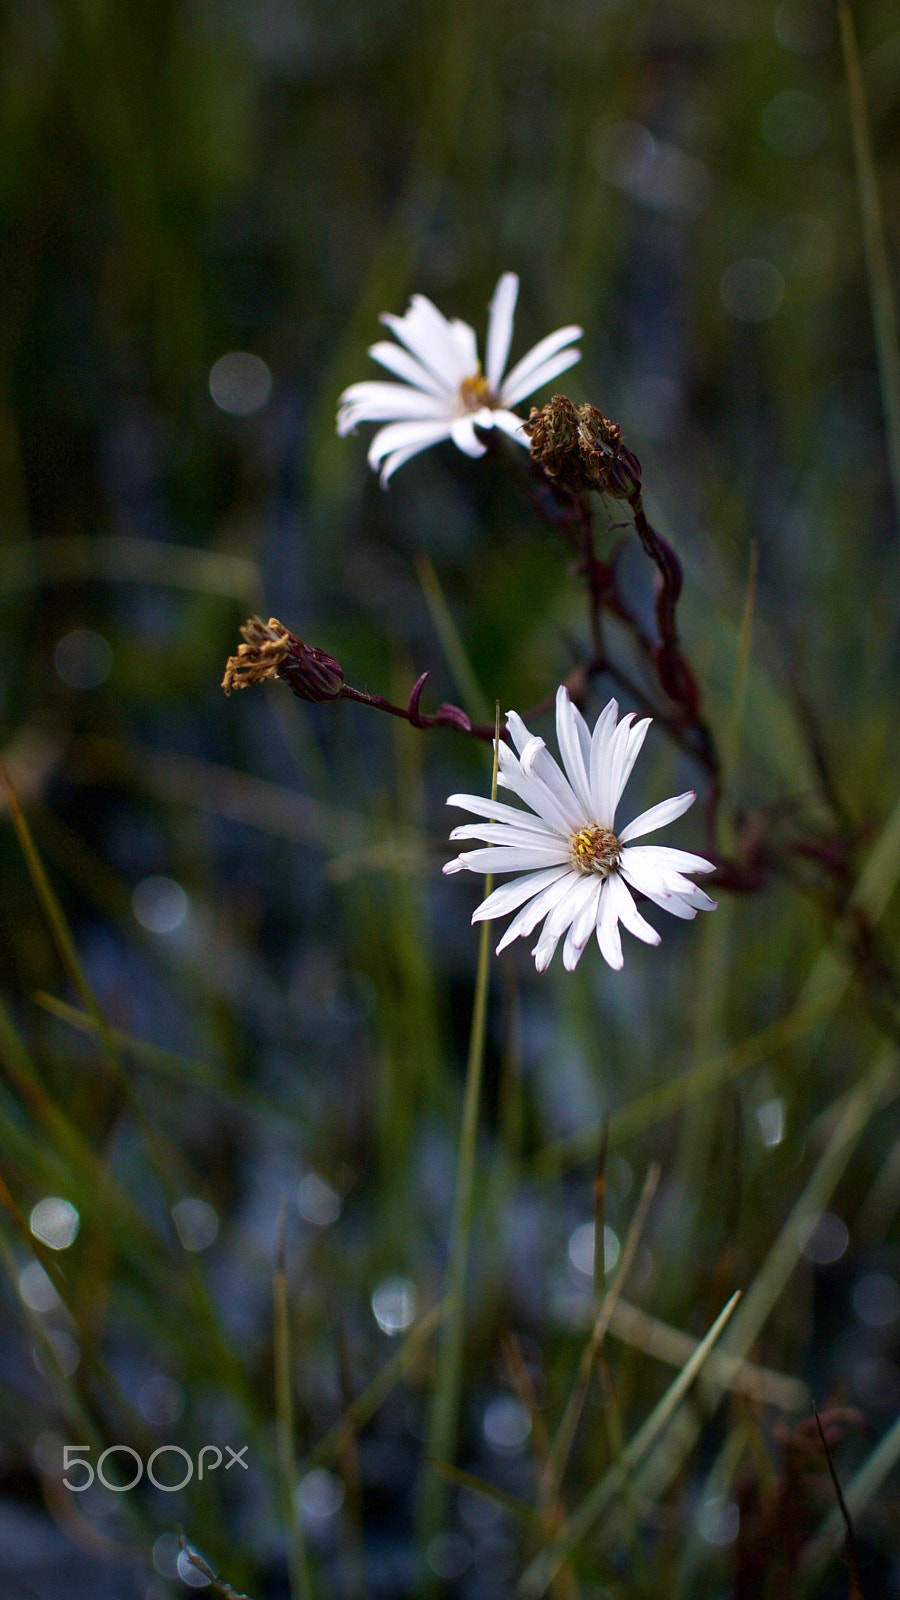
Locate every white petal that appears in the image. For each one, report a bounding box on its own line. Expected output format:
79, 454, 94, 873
588, 699, 620, 817
381, 297, 470, 387
518, 736, 586, 830
486, 407, 529, 445
500, 325, 583, 408
446, 844, 571, 875
448, 316, 479, 375
620, 847, 715, 896
337, 382, 453, 424
519, 735, 548, 775
446, 792, 560, 833
485, 273, 519, 392
450, 415, 489, 458
368, 419, 455, 483
618, 853, 714, 915
501, 344, 583, 408
606, 870, 660, 946
377, 438, 446, 485
622, 843, 715, 875
566, 875, 605, 952
532, 874, 597, 971
555, 687, 596, 816
618, 791, 697, 843
471, 866, 570, 924
570, 697, 594, 773
676, 885, 717, 910
613, 717, 652, 815
597, 713, 635, 828
596, 881, 624, 970
449, 822, 563, 849
504, 708, 536, 755
367, 340, 452, 396
496, 871, 580, 954
497, 743, 575, 837
619, 872, 698, 919
562, 921, 590, 971
367, 418, 456, 463
616, 852, 695, 898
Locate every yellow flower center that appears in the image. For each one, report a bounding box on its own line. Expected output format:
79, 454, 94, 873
571, 825, 621, 877
458, 370, 496, 412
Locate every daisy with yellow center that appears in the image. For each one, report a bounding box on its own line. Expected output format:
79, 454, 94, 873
444, 687, 716, 973
336, 273, 582, 485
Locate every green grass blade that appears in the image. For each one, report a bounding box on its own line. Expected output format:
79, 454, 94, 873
274, 1222, 314, 1600
518, 1292, 742, 1598
839, 0, 900, 526
418, 712, 500, 1551
414, 553, 491, 723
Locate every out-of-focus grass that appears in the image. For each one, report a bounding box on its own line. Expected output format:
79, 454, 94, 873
2, 1, 900, 1597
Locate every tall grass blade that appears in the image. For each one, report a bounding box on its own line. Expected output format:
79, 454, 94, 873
273, 1219, 314, 1600
518, 1292, 742, 1598
418, 709, 500, 1551
839, 0, 900, 527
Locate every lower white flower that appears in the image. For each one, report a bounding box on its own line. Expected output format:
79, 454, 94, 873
444, 686, 716, 972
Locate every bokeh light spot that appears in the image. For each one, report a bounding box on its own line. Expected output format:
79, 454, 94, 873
761, 90, 829, 158
30, 1197, 80, 1250
697, 1495, 740, 1545
798, 1210, 848, 1265
568, 1222, 621, 1278
176, 1547, 211, 1587
297, 1468, 345, 1521
19, 1261, 62, 1312
33, 1328, 80, 1378
427, 1533, 472, 1581
138, 1374, 186, 1425
132, 875, 189, 934
209, 352, 273, 416
852, 1355, 900, 1408
756, 1097, 784, 1147
720, 258, 785, 322
297, 1171, 341, 1226
853, 1272, 900, 1329
54, 629, 113, 690
371, 1276, 417, 1335
171, 1197, 219, 1252
775, 0, 835, 55
483, 1395, 531, 1455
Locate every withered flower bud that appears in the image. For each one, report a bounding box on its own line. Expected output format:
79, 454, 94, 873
524, 394, 642, 500
221, 617, 345, 702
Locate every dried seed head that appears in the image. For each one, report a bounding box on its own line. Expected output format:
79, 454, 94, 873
524, 395, 642, 500
222, 617, 345, 702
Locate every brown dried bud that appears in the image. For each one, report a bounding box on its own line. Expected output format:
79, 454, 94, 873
221, 617, 345, 702
524, 394, 642, 500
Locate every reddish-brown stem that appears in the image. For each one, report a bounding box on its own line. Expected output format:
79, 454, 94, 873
338, 678, 508, 744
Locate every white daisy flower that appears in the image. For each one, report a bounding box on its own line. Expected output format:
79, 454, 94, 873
336, 272, 582, 485
444, 687, 716, 973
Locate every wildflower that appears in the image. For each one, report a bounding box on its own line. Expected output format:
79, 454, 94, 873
337, 273, 582, 484
221, 617, 344, 701
444, 687, 716, 972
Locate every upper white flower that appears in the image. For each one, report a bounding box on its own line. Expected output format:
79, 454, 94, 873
444, 687, 716, 973
336, 273, 582, 485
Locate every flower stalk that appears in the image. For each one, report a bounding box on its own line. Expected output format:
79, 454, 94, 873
418, 715, 500, 1553
222, 618, 507, 742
